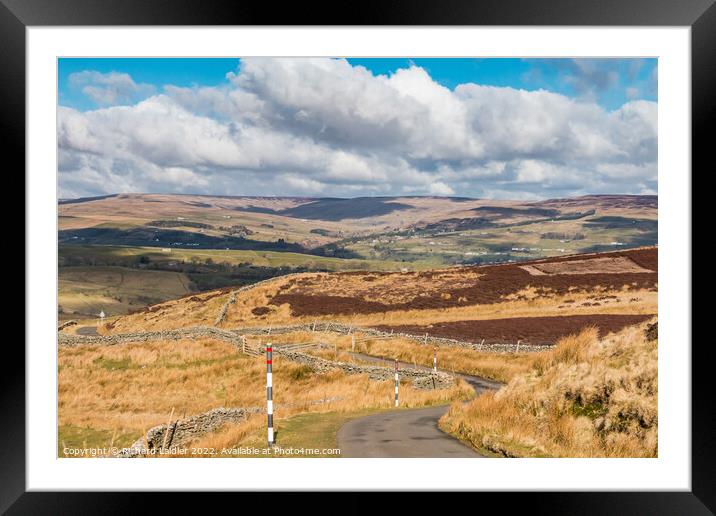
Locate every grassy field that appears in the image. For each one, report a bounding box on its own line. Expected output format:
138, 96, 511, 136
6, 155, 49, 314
58, 266, 193, 318
57, 337, 472, 457
59, 245, 433, 271
344, 217, 657, 264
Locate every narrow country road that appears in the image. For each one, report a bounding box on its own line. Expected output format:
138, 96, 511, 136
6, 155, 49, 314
337, 352, 502, 458
75, 326, 99, 336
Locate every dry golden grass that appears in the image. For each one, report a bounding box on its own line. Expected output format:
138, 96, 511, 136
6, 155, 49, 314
241, 330, 535, 383
58, 337, 472, 452
284, 270, 482, 305
439, 322, 658, 457
107, 279, 656, 335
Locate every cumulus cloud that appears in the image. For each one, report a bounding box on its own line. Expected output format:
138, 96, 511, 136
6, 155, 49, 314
69, 70, 156, 106
58, 58, 657, 199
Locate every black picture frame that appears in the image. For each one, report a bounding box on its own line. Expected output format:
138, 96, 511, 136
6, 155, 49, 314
4, 0, 707, 512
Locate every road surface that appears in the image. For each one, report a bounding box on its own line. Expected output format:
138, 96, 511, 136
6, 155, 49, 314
337, 352, 502, 458
76, 326, 99, 336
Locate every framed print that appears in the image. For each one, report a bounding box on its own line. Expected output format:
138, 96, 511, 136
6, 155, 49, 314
5, 0, 709, 512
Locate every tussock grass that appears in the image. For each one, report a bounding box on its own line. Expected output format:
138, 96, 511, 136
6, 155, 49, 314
439, 322, 658, 457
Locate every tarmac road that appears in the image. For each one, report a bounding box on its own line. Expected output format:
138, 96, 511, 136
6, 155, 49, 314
337, 352, 502, 458
75, 326, 99, 336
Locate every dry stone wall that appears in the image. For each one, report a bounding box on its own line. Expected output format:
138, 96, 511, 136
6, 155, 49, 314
58, 326, 242, 347
57, 320, 77, 331
58, 320, 550, 354
59, 326, 455, 390
213, 272, 318, 325
116, 407, 263, 457
276, 350, 455, 390
228, 322, 552, 353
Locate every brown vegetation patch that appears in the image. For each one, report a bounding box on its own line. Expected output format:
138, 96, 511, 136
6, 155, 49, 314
520, 256, 652, 276
375, 314, 655, 346
269, 248, 657, 317
251, 306, 272, 316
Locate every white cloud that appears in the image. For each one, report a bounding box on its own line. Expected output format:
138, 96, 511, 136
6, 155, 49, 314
69, 70, 156, 106
428, 182, 455, 196
58, 58, 657, 199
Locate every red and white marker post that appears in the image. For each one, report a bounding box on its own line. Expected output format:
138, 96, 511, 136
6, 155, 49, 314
394, 359, 399, 407
266, 343, 274, 447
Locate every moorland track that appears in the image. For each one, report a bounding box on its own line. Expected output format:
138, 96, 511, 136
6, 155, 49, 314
336, 352, 502, 458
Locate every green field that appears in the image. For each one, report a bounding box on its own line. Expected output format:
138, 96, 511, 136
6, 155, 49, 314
58, 246, 440, 317
58, 266, 193, 318
343, 216, 657, 264
59, 245, 436, 271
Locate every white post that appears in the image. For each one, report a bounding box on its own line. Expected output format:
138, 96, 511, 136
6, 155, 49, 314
266, 343, 274, 447
394, 359, 399, 407
516, 340, 521, 353
424, 333, 428, 345
351, 334, 355, 352
433, 347, 437, 373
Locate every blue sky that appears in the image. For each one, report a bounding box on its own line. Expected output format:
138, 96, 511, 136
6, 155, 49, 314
59, 57, 657, 112
57, 57, 658, 199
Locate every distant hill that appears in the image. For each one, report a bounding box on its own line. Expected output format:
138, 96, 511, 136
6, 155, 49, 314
238, 197, 414, 221
58, 194, 118, 205
57, 193, 657, 264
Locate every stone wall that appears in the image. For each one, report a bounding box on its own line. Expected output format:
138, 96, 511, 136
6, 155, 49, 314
57, 320, 77, 331
58, 320, 551, 355
58, 326, 242, 347
116, 407, 263, 457
116, 396, 346, 457
276, 350, 455, 390
58, 326, 454, 389
227, 321, 552, 353
213, 291, 236, 326
212, 271, 318, 325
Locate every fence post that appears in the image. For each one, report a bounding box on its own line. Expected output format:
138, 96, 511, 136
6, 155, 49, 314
266, 343, 274, 447
394, 359, 399, 407
161, 407, 175, 451
516, 340, 521, 353
424, 333, 428, 345
433, 346, 437, 373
